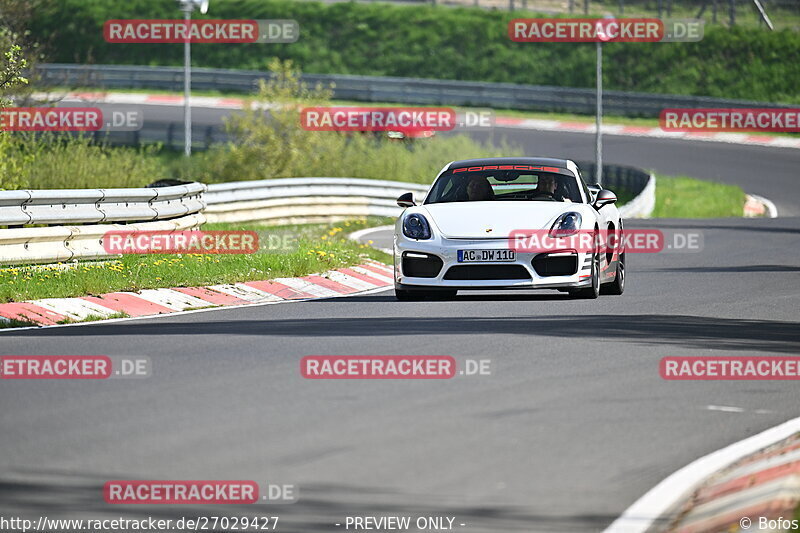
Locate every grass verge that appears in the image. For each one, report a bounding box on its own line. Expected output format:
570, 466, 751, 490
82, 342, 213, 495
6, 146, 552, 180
652, 176, 746, 218
0, 218, 392, 303
57, 312, 129, 325
0, 317, 38, 329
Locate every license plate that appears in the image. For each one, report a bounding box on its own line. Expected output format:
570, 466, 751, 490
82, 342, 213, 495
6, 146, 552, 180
457, 249, 516, 263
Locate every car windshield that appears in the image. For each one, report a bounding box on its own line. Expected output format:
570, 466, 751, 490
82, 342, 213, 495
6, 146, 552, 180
425, 168, 583, 204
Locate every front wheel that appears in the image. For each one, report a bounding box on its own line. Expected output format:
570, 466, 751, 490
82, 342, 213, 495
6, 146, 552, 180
601, 252, 625, 295
571, 249, 600, 300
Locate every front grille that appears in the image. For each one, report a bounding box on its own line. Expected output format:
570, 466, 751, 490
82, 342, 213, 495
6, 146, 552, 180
402, 252, 443, 278
532, 253, 579, 276
443, 264, 531, 280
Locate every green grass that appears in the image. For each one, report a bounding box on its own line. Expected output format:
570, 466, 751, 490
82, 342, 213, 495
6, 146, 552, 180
0, 317, 38, 329
652, 176, 746, 218
0, 218, 392, 303
56, 312, 129, 325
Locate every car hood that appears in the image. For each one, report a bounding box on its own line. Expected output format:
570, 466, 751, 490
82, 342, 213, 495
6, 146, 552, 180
421, 201, 584, 239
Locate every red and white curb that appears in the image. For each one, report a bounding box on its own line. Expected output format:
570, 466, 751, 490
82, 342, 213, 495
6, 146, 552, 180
494, 117, 800, 149
605, 417, 800, 533
744, 194, 779, 218
0, 260, 394, 327
664, 433, 800, 533
49, 92, 800, 151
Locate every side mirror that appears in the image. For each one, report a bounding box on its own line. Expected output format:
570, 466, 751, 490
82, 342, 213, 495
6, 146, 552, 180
594, 189, 617, 209
397, 192, 416, 208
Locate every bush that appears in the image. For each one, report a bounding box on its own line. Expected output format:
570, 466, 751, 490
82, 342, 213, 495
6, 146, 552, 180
3, 134, 168, 189
188, 60, 519, 185
30, 0, 800, 103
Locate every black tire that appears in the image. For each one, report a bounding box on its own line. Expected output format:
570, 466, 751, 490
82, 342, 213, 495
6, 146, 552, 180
430, 290, 457, 301
395, 288, 457, 301
395, 288, 422, 301
601, 251, 625, 295
571, 247, 600, 300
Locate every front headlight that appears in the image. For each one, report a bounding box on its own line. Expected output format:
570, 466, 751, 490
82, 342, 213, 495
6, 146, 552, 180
549, 212, 582, 237
403, 213, 432, 240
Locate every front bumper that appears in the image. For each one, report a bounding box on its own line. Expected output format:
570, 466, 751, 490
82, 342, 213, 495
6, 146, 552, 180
394, 234, 594, 290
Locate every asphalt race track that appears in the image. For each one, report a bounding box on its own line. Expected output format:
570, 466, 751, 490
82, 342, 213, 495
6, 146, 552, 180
1, 102, 799, 532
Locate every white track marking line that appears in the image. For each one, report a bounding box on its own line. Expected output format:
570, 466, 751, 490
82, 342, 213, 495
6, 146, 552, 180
706, 405, 746, 413
348, 224, 393, 242
348, 224, 394, 254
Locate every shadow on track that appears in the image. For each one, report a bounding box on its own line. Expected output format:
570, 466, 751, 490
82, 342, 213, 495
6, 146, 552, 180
650, 264, 800, 273
9, 314, 800, 354
0, 470, 615, 532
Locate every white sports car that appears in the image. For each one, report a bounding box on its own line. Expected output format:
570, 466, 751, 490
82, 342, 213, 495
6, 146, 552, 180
393, 157, 625, 300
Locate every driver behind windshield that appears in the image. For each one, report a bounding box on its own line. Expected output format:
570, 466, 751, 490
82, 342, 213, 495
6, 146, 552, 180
532, 174, 557, 199
466, 175, 495, 201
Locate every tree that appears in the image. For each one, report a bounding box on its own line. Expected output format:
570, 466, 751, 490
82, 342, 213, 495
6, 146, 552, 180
0, 29, 28, 107
0, 29, 29, 189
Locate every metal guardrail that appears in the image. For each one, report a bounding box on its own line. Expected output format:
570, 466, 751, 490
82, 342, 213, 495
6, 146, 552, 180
0, 169, 652, 265
204, 178, 430, 224
574, 161, 655, 219
35, 64, 793, 118
0, 182, 206, 227
0, 214, 206, 266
